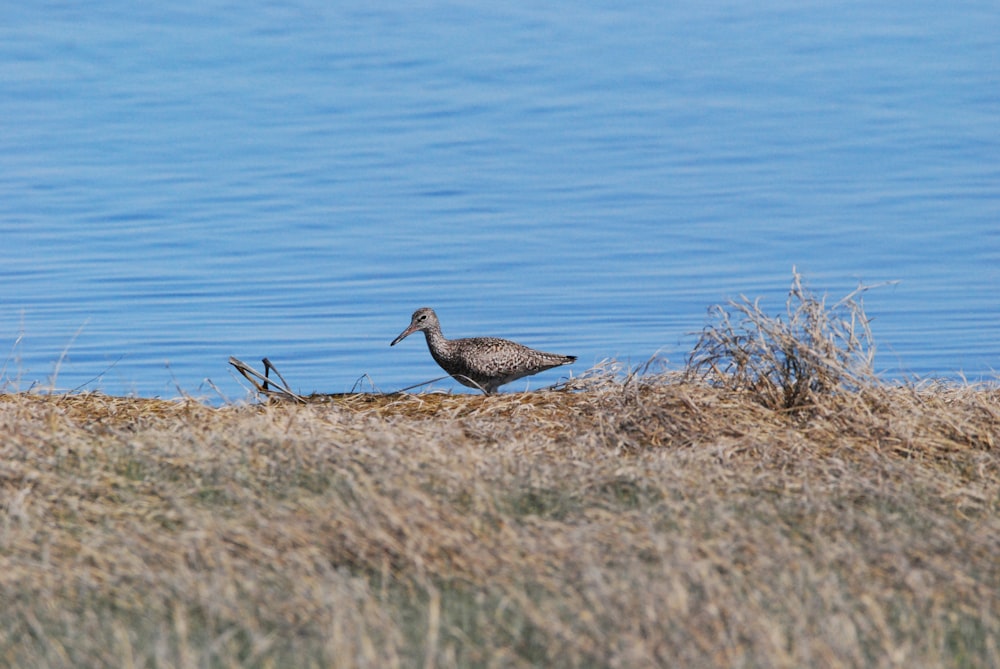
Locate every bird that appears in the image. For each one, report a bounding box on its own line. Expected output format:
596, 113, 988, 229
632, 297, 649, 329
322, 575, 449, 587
390, 307, 576, 394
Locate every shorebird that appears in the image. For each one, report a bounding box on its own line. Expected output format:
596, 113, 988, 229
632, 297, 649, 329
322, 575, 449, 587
390, 307, 576, 394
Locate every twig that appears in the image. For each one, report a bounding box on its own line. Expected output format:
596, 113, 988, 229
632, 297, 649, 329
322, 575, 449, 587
67, 354, 125, 394
228, 357, 306, 403
263, 357, 295, 393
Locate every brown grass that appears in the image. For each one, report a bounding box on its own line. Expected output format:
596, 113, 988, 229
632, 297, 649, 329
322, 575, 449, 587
1, 376, 998, 668
687, 270, 880, 413
2, 279, 999, 668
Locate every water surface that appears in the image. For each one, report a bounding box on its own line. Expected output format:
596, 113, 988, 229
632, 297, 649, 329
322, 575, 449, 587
2, 1, 998, 398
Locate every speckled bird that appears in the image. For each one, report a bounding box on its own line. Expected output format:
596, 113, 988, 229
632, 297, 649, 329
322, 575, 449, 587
390, 307, 576, 394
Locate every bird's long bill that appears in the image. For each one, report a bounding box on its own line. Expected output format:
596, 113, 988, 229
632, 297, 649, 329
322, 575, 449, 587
390, 324, 417, 347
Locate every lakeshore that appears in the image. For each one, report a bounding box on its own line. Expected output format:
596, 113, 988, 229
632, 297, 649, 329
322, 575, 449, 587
1, 372, 998, 668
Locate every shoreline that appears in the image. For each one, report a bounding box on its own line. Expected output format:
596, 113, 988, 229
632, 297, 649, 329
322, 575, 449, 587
2, 375, 998, 667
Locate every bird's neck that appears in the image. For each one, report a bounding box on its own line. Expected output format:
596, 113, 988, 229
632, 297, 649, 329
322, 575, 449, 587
422, 326, 449, 353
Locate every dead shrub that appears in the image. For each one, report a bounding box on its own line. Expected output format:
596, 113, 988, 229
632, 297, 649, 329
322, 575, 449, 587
686, 269, 882, 413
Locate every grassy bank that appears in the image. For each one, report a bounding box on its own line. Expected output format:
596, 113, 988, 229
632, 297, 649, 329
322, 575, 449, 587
2, 276, 998, 667
1, 373, 998, 668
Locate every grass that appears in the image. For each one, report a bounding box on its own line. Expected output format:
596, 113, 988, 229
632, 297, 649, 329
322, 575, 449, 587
1, 275, 999, 668
686, 269, 881, 412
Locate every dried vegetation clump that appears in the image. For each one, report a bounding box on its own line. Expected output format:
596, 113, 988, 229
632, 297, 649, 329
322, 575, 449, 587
1, 278, 999, 668
687, 270, 880, 413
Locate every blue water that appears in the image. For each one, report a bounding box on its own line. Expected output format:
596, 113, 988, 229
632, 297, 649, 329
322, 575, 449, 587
1, 1, 998, 399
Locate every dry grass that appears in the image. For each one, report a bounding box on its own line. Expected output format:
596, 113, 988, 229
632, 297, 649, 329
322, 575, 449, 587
687, 270, 881, 413
2, 280, 999, 668
1, 376, 998, 668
